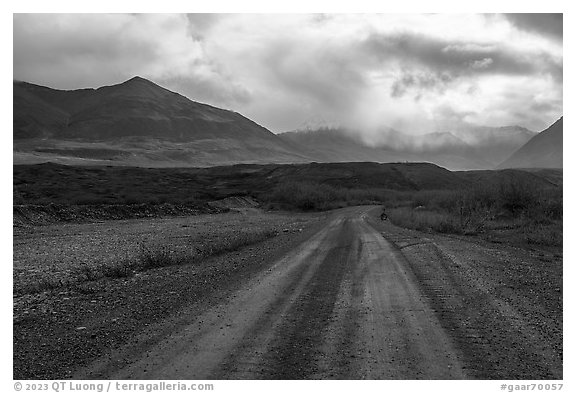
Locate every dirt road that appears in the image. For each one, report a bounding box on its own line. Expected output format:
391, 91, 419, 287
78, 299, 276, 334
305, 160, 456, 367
74, 206, 561, 379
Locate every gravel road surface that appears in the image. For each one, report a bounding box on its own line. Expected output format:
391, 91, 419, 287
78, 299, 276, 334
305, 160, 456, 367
71, 206, 561, 379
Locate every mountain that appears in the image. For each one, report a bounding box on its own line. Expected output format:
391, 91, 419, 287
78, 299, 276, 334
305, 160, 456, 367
279, 127, 410, 163
13, 76, 544, 170
450, 125, 536, 164
498, 118, 563, 169
279, 126, 531, 171
13, 77, 310, 166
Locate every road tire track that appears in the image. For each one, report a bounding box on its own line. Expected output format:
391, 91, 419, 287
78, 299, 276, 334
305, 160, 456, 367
74, 206, 559, 379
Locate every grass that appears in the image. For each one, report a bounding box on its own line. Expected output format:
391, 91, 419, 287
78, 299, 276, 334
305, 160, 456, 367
385, 180, 562, 247
387, 208, 463, 234
264, 179, 562, 249
264, 181, 402, 211
522, 222, 563, 247
14, 203, 223, 227
138, 229, 277, 269
13, 162, 562, 295
18, 224, 278, 294
13, 161, 466, 207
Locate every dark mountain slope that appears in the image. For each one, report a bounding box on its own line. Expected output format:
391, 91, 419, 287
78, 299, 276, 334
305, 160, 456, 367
13, 77, 310, 166
13, 76, 548, 170
498, 118, 563, 169
15, 77, 286, 142
13, 83, 70, 139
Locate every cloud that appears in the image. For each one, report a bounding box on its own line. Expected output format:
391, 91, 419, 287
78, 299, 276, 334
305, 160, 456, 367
503, 13, 563, 41
390, 72, 453, 98
13, 13, 563, 134
470, 58, 493, 69
13, 13, 251, 107
363, 31, 559, 80
185, 13, 224, 40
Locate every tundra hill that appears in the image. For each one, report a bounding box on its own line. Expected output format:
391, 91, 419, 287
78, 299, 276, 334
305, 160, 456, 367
498, 117, 563, 169
455, 168, 561, 190
13, 77, 310, 166
252, 162, 468, 191
519, 168, 563, 187
14, 162, 469, 206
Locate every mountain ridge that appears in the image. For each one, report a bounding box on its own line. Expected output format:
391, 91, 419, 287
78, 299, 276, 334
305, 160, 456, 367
279, 124, 535, 170
14, 77, 282, 142
498, 117, 563, 169
13, 76, 552, 170
13, 77, 313, 166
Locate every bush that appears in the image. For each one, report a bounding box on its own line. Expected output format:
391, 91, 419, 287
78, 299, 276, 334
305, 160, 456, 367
387, 207, 462, 234
139, 244, 192, 269
265, 181, 400, 211
523, 223, 562, 247
267, 181, 338, 211
138, 229, 278, 270
497, 179, 538, 215
386, 180, 562, 248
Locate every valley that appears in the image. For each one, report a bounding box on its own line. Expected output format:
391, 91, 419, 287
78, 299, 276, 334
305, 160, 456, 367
13, 161, 562, 379
12, 13, 564, 383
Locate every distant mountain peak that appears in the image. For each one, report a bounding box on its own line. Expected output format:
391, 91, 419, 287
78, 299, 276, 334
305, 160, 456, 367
14, 77, 285, 143
94, 75, 175, 100
123, 75, 156, 85
96, 76, 164, 92
296, 115, 341, 132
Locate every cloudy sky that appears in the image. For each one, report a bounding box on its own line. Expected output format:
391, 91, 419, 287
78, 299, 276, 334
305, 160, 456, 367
13, 13, 563, 133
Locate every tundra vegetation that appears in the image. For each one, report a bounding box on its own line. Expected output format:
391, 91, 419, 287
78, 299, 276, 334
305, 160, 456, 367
14, 162, 561, 296
263, 177, 561, 247
385, 183, 562, 246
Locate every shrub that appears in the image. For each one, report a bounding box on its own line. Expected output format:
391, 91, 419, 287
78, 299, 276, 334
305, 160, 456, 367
387, 207, 462, 234
386, 181, 562, 248
102, 264, 134, 278
138, 244, 193, 269
267, 181, 338, 211
523, 223, 562, 247
265, 181, 401, 211
497, 179, 538, 215
137, 229, 278, 270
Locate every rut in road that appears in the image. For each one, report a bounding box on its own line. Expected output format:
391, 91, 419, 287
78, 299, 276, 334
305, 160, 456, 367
77, 208, 465, 379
